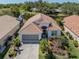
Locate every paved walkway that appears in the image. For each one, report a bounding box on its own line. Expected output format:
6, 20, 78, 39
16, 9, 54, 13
14, 44, 39, 59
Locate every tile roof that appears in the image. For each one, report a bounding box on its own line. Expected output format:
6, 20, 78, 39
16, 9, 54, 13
21, 23, 42, 34
63, 15, 79, 37
48, 24, 61, 31
20, 13, 60, 34
20, 13, 55, 31
0, 15, 20, 40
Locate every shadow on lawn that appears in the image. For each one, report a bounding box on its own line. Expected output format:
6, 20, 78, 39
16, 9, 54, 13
69, 55, 77, 58
68, 53, 77, 58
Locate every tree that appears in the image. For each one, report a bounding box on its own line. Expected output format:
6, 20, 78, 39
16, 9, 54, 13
10, 6, 20, 17
8, 48, 16, 58
15, 39, 21, 47
45, 48, 56, 59
40, 39, 48, 53
73, 40, 78, 47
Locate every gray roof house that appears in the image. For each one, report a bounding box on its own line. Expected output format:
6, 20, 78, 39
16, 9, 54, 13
0, 15, 20, 53
19, 13, 61, 43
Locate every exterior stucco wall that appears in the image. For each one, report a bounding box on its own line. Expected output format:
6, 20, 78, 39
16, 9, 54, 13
19, 33, 22, 42
39, 33, 42, 40
48, 30, 52, 37
57, 30, 61, 36
48, 30, 61, 38
64, 26, 79, 42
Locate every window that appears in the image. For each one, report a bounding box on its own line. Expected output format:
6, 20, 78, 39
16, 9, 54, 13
51, 31, 57, 36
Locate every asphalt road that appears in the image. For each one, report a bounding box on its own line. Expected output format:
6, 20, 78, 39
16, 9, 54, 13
14, 44, 39, 59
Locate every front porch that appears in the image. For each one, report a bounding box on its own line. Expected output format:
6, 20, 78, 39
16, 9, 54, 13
41, 25, 61, 39
48, 30, 61, 38
41, 29, 61, 39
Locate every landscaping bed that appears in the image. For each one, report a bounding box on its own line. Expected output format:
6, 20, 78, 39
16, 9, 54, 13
3, 36, 21, 59
39, 32, 79, 59
48, 37, 68, 57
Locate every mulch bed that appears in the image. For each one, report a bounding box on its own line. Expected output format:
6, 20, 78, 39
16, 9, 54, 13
48, 38, 68, 56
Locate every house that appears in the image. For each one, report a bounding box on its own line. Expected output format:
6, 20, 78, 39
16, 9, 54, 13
0, 15, 20, 53
19, 13, 61, 43
30, 8, 39, 12
54, 8, 63, 13
63, 15, 79, 42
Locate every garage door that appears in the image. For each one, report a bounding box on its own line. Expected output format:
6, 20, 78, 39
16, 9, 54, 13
22, 35, 39, 43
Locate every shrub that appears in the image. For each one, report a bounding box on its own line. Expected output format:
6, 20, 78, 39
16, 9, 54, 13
66, 32, 70, 35
45, 48, 56, 59
24, 13, 35, 20
69, 35, 74, 40
61, 38, 69, 48
40, 39, 48, 53
8, 48, 16, 58
73, 40, 78, 47
15, 39, 21, 47
10, 37, 21, 47
66, 32, 74, 40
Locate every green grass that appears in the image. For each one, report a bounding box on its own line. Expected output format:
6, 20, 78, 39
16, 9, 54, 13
57, 13, 66, 16
40, 32, 79, 59
39, 49, 46, 59
62, 31, 79, 59
68, 40, 79, 59
55, 55, 68, 59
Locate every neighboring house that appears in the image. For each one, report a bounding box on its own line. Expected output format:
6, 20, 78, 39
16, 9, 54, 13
51, 8, 63, 13
0, 15, 20, 53
63, 15, 79, 42
30, 8, 39, 12
19, 13, 61, 43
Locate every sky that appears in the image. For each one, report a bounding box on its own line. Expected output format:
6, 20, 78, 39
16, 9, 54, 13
0, 0, 79, 4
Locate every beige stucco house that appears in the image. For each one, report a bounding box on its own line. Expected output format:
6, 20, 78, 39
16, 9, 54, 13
63, 15, 79, 42
0, 15, 20, 53
19, 13, 61, 43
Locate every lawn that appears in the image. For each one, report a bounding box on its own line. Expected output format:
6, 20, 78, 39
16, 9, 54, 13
57, 13, 66, 16
68, 40, 79, 59
39, 33, 79, 59
0, 8, 11, 16
62, 31, 79, 59
55, 34, 79, 59
56, 40, 79, 59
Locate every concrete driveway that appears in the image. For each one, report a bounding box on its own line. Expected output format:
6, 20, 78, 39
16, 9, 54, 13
14, 44, 39, 59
